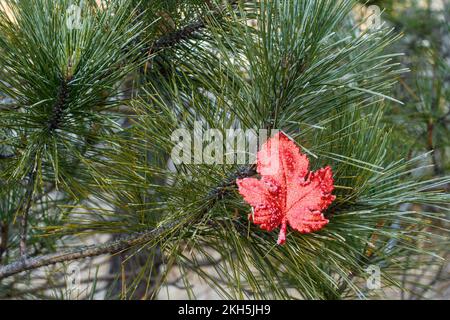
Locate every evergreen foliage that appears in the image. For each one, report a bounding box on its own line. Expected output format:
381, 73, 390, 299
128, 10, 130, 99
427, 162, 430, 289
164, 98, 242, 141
0, 0, 448, 299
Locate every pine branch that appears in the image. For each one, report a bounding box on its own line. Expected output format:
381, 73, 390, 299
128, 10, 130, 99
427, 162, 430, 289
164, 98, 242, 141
0, 221, 178, 280
150, 20, 206, 53
18, 169, 37, 257
0, 165, 256, 280
148, 0, 240, 53
0, 222, 8, 264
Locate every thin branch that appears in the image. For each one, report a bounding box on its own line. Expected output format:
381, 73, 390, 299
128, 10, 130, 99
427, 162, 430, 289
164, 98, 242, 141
0, 165, 256, 281
150, 21, 206, 53
18, 169, 37, 257
0, 221, 179, 281
148, 0, 240, 54
0, 221, 8, 264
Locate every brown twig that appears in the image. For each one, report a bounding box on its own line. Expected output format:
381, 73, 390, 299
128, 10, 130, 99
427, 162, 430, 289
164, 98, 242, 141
0, 165, 256, 281
18, 169, 37, 257
0, 220, 179, 280
0, 221, 8, 264
148, 0, 240, 54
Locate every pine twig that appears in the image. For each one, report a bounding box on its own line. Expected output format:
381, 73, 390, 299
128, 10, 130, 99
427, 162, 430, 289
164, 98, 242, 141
18, 169, 37, 257
0, 165, 256, 280
148, 0, 240, 53
0, 221, 179, 280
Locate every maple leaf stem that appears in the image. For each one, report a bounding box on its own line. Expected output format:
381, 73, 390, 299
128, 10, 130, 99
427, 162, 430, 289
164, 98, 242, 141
277, 219, 288, 245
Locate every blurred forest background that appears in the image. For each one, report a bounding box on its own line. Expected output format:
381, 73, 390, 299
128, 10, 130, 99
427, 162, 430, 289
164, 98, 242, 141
371, 0, 449, 299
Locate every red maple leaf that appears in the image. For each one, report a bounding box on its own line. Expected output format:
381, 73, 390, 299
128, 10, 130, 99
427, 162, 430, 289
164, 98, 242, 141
236, 132, 335, 245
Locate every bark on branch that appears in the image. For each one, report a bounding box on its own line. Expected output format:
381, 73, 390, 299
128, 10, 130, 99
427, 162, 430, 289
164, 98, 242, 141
148, 0, 240, 53
0, 165, 256, 280
19, 169, 37, 257
0, 221, 178, 280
